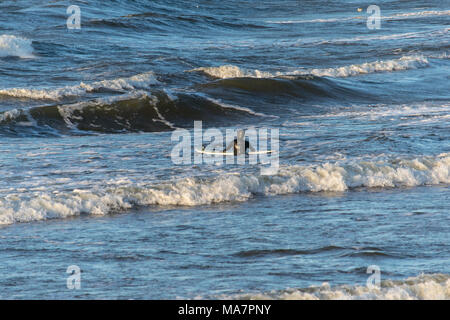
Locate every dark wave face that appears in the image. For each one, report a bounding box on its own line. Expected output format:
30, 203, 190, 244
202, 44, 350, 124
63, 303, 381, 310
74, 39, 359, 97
1, 0, 449, 137
0, 72, 377, 136
0, 92, 264, 136
201, 75, 370, 102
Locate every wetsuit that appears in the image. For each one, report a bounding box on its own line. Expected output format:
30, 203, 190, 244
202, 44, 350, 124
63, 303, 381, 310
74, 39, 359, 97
224, 139, 252, 155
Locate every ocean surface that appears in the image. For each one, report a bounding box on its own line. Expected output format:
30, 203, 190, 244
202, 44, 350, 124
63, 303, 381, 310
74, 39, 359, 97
0, 0, 449, 299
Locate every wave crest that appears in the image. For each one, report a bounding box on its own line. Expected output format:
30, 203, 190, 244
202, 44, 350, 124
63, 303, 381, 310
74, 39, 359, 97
1, 154, 448, 224
0, 35, 34, 58
192, 55, 429, 79
0, 72, 158, 100
221, 273, 450, 300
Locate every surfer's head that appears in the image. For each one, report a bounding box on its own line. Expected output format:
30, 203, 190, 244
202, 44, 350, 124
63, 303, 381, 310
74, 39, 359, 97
237, 129, 245, 140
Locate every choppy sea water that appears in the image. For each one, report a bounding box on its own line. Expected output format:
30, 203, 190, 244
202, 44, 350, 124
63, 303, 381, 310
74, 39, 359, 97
0, 0, 449, 299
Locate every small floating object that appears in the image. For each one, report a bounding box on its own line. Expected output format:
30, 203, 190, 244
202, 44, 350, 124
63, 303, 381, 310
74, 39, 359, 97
357, 8, 363, 12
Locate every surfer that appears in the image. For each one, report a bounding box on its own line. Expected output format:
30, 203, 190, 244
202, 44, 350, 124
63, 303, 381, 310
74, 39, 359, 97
223, 129, 255, 155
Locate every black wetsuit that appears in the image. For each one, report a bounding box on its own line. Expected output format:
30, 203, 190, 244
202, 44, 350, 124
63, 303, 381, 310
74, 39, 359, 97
225, 139, 251, 155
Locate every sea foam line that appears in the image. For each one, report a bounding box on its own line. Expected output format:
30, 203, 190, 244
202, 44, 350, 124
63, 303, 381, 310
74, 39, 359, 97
0, 153, 448, 225
0, 34, 34, 58
192, 55, 429, 79
0, 72, 159, 100
218, 273, 450, 300
265, 10, 450, 24
202, 96, 277, 118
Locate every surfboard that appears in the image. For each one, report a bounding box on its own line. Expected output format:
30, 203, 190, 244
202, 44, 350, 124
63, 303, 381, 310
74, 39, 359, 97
248, 150, 274, 155
195, 149, 234, 155
195, 149, 273, 155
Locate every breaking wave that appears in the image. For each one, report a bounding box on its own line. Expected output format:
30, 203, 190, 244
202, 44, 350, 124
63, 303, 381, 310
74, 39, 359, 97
1, 153, 448, 225
221, 273, 450, 300
0, 91, 263, 135
0, 72, 159, 100
193, 55, 429, 79
0, 35, 34, 58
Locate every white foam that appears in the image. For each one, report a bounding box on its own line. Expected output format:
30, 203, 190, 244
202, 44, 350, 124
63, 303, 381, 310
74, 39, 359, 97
302, 102, 450, 123
221, 273, 450, 300
153, 103, 177, 129
193, 55, 429, 79
430, 52, 450, 59
389, 10, 450, 19
270, 28, 448, 49
0, 109, 22, 122
266, 10, 450, 24
201, 27, 447, 52
0, 35, 34, 58
323, 28, 449, 44
306, 55, 429, 77
0, 72, 158, 100
191, 65, 273, 79
203, 96, 276, 118
0, 153, 448, 225
266, 16, 358, 24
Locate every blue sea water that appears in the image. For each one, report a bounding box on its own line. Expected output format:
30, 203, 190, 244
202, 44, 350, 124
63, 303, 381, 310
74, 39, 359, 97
0, 0, 449, 299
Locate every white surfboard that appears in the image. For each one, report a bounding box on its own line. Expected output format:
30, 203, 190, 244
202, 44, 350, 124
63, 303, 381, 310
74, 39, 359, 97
195, 149, 273, 155
195, 149, 234, 155
249, 150, 274, 155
